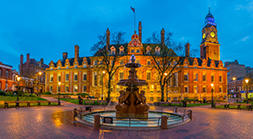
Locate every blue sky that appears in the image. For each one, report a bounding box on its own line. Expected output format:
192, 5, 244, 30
0, 0, 252, 70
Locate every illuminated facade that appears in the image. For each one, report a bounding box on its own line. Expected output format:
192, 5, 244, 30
45, 11, 227, 102
0, 62, 18, 91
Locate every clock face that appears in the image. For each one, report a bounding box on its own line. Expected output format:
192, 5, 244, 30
210, 32, 215, 38
202, 33, 206, 39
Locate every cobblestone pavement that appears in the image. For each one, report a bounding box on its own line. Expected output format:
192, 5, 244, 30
0, 98, 253, 139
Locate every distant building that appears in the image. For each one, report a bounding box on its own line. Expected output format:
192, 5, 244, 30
0, 62, 18, 91
19, 53, 48, 93
45, 10, 227, 102
225, 60, 253, 98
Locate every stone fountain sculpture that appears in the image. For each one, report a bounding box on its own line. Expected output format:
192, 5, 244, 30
116, 55, 149, 118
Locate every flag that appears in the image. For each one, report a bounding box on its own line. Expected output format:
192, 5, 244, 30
130, 6, 135, 13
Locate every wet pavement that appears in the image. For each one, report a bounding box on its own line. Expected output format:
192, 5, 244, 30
0, 98, 253, 139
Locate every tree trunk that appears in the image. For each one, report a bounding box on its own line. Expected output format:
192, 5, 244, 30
107, 75, 111, 103
161, 84, 165, 102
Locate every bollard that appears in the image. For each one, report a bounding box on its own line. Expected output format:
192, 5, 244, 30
73, 108, 78, 120
94, 114, 100, 129
174, 106, 178, 113
187, 110, 192, 120
161, 115, 168, 129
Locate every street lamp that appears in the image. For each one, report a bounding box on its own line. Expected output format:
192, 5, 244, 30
16, 76, 21, 107
102, 71, 106, 100
245, 78, 249, 104
38, 71, 42, 94
211, 83, 214, 108
58, 82, 61, 105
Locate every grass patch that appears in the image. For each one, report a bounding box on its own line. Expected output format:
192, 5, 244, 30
60, 98, 107, 105
160, 103, 210, 107
0, 96, 46, 101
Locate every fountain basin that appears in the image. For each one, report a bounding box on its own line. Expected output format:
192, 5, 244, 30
79, 110, 190, 130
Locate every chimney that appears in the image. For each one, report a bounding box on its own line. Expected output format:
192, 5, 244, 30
63, 52, 68, 60
106, 28, 110, 50
138, 21, 142, 42
185, 43, 190, 57
40, 58, 44, 64
74, 45, 79, 60
20, 54, 23, 65
26, 53, 30, 63
161, 28, 165, 45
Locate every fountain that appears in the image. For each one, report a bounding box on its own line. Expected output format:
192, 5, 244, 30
116, 55, 149, 118
79, 55, 191, 129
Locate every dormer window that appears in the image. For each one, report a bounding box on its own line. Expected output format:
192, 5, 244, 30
131, 49, 135, 53
119, 46, 124, 54
110, 46, 116, 55
136, 49, 140, 53
146, 46, 151, 54
155, 46, 160, 55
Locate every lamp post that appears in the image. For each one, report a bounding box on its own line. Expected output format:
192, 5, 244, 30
211, 83, 214, 108
16, 76, 21, 107
245, 79, 249, 104
232, 77, 237, 101
102, 71, 105, 100
38, 71, 42, 94
58, 82, 61, 105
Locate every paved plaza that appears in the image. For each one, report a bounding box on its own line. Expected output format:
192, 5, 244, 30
0, 99, 253, 139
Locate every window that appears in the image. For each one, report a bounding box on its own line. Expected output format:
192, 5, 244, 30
157, 97, 161, 101
6, 71, 8, 78
184, 73, 188, 81
74, 73, 78, 81
173, 97, 178, 101
203, 74, 206, 81
83, 73, 87, 81
66, 74, 69, 81
150, 97, 154, 102
194, 86, 198, 93
83, 86, 87, 92
147, 72, 151, 80
147, 60, 151, 65
50, 86, 53, 92
211, 75, 214, 82
50, 74, 53, 82
219, 76, 222, 82
120, 60, 124, 65
74, 85, 78, 92
219, 87, 222, 93
184, 86, 188, 93
131, 49, 135, 53
0, 70, 2, 77
65, 86, 69, 92
94, 60, 98, 65
136, 49, 140, 53
119, 72, 124, 80
194, 73, 198, 81
58, 75, 61, 81
58, 86, 61, 92
94, 74, 97, 86
203, 87, 206, 93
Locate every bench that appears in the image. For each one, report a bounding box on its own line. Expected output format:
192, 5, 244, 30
3, 100, 59, 108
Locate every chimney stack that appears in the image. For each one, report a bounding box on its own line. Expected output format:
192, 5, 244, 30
74, 45, 79, 60
161, 28, 165, 45
63, 52, 68, 60
185, 43, 190, 57
106, 28, 110, 50
138, 21, 142, 42
40, 58, 44, 64
26, 53, 30, 63
20, 54, 23, 65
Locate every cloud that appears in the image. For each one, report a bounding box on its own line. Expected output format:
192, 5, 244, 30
235, 1, 253, 11
240, 36, 250, 42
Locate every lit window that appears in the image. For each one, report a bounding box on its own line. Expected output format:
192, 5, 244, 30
203, 87, 206, 93
194, 86, 198, 93
147, 72, 151, 80
74, 85, 78, 92
219, 76, 222, 82
83, 86, 87, 92
184, 73, 188, 81
211, 75, 214, 82
194, 73, 198, 81
119, 72, 124, 80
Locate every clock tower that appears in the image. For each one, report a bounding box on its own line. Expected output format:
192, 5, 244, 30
200, 9, 220, 61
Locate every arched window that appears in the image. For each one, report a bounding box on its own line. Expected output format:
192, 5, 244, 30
155, 46, 160, 55
110, 46, 116, 55
119, 46, 124, 54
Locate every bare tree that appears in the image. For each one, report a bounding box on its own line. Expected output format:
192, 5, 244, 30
146, 31, 184, 102
91, 31, 126, 102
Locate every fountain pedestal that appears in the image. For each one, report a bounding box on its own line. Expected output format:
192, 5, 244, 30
115, 55, 149, 119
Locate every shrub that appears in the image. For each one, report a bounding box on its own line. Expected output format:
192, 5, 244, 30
44, 92, 52, 95
0, 90, 6, 96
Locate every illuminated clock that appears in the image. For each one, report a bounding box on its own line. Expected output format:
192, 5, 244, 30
210, 32, 215, 38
